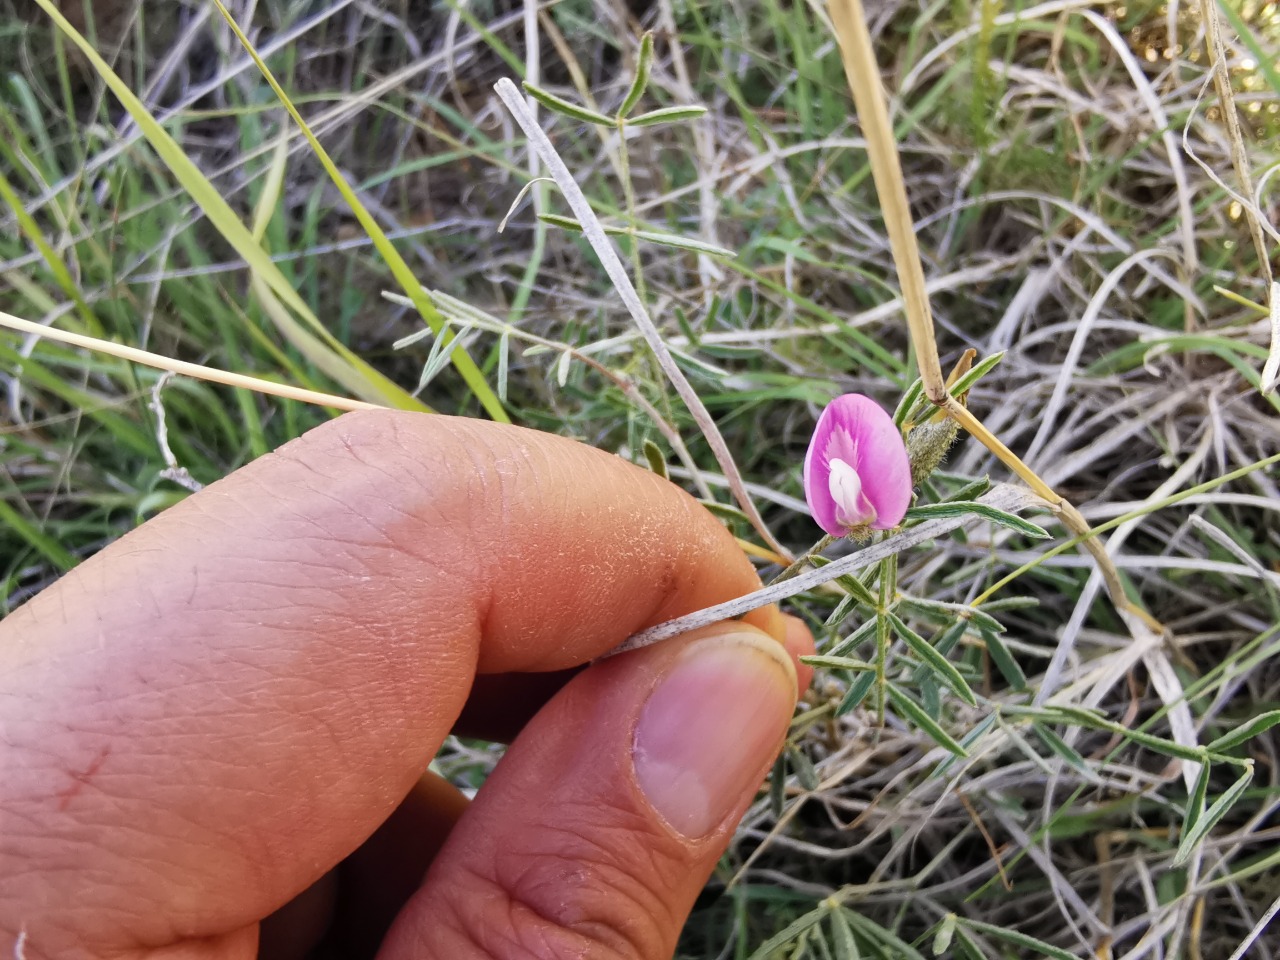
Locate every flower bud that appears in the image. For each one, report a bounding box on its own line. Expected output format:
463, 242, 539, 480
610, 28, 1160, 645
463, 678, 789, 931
906, 418, 959, 486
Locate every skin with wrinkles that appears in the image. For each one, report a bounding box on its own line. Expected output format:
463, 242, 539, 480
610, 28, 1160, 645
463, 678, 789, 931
0, 410, 813, 960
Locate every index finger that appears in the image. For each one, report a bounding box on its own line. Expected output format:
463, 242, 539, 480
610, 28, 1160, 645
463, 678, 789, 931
0, 410, 779, 959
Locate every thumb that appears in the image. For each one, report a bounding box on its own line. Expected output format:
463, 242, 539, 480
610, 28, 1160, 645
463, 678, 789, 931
379, 623, 803, 960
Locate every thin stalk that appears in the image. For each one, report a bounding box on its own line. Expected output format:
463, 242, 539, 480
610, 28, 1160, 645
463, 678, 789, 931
876, 554, 896, 726
495, 77, 791, 561
615, 117, 648, 305
771, 533, 838, 585
0, 311, 380, 413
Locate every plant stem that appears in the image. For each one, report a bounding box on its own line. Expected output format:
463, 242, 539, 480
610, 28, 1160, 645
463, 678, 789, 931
771, 533, 838, 584
875, 554, 897, 727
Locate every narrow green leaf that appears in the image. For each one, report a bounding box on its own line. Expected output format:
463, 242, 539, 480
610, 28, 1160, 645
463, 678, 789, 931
699, 500, 751, 524
838, 671, 877, 715
981, 627, 1027, 691
1175, 764, 1254, 865
642, 439, 668, 480
788, 743, 819, 790
825, 592, 860, 628
1001, 703, 1084, 723
1046, 705, 1208, 762
896, 596, 1005, 634
556, 349, 572, 387
932, 915, 957, 956
538, 212, 585, 232
941, 476, 991, 503
628, 104, 708, 126
1032, 722, 1099, 781
945, 351, 1006, 398
827, 615, 877, 657
768, 752, 786, 819
958, 918, 1078, 960
415, 323, 462, 394
631, 229, 737, 258
894, 377, 926, 426
0, 166, 98, 335
522, 82, 615, 125
1036, 704, 1108, 724
887, 612, 977, 706
812, 556, 879, 607
842, 909, 929, 960
747, 907, 828, 960
977, 596, 1041, 613
920, 674, 942, 719
950, 928, 988, 960
905, 502, 1051, 539
801, 654, 876, 672
936, 712, 999, 777
887, 684, 968, 757
830, 908, 861, 960
1185, 758, 1212, 834
617, 31, 653, 118
1207, 709, 1280, 753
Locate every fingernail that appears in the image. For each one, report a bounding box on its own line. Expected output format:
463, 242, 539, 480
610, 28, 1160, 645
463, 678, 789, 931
633, 633, 796, 838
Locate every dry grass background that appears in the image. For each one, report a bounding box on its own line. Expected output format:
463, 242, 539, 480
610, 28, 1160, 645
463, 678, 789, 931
1, 0, 1279, 956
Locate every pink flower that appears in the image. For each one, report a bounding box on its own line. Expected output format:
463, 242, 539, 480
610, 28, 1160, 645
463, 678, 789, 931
803, 394, 912, 536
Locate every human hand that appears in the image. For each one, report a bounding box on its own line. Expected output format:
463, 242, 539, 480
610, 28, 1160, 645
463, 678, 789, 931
0, 411, 814, 960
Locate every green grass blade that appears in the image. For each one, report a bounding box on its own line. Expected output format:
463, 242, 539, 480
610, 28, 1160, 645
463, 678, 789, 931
30, 0, 426, 413
251, 136, 289, 243
0, 165, 98, 335
0, 496, 77, 572
209, 0, 506, 422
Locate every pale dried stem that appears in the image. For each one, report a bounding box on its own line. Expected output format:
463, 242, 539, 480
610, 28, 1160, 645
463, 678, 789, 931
827, 0, 1162, 634
613, 485, 1046, 653
0, 311, 379, 412
493, 77, 792, 561
1198, 0, 1273, 287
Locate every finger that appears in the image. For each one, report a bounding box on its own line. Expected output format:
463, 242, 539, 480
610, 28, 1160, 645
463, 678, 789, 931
257, 771, 471, 960
453, 609, 809, 745
380, 623, 798, 960
0, 411, 782, 959
782, 613, 817, 693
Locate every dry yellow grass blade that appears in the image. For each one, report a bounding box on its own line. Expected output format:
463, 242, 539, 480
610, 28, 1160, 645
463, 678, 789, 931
827, 0, 1162, 636
0, 311, 380, 413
